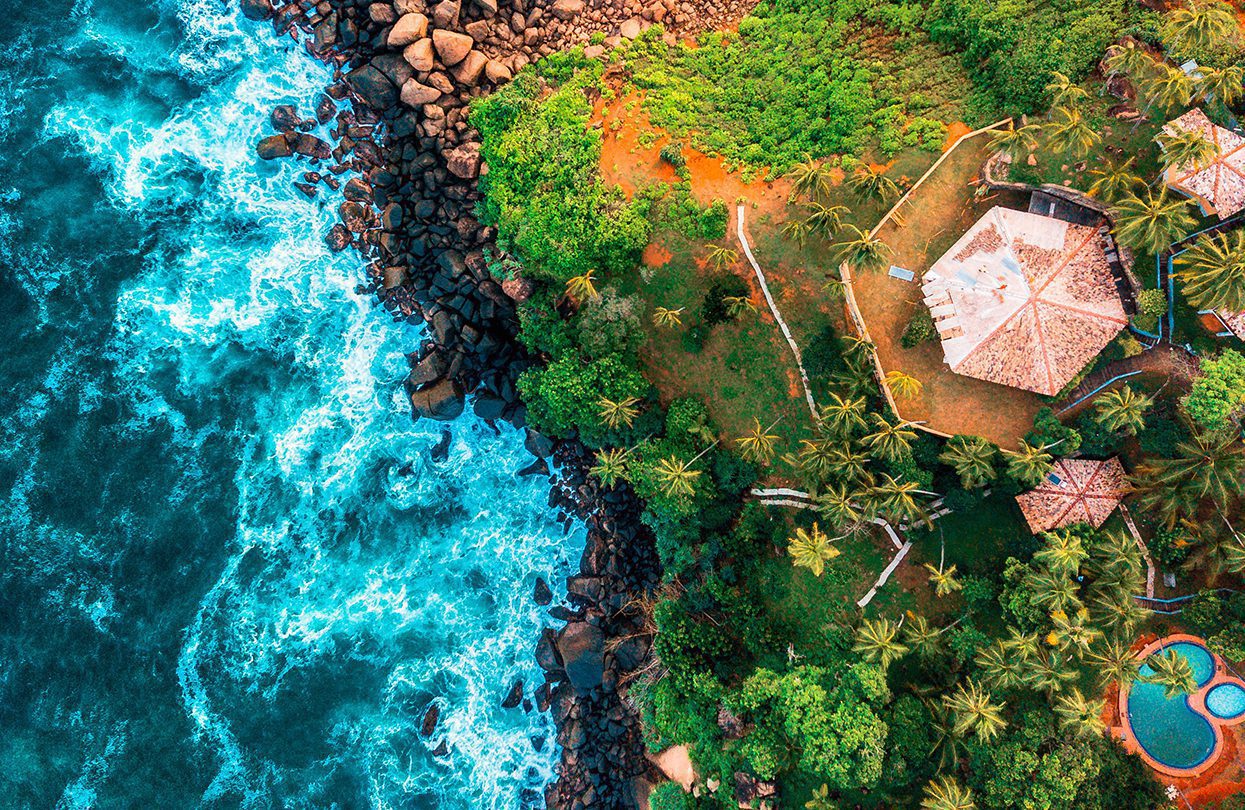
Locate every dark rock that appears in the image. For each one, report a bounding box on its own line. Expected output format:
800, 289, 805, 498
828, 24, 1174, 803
409, 350, 450, 387
430, 429, 452, 462
536, 627, 562, 673
421, 704, 440, 736
612, 636, 650, 673
431, 741, 449, 757
410, 378, 464, 421
534, 577, 553, 606
345, 63, 399, 110
446, 142, 482, 179
518, 458, 550, 477
239, 0, 274, 20
555, 622, 604, 692
502, 679, 524, 709
524, 429, 554, 458
292, 133, 332, 160
325, 224, 352, 252
473, 393, 506, 420
256, 134, 292, 160
270, 104, 300, 132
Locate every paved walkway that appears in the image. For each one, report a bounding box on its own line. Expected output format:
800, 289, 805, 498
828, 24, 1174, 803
1119, 505, 1156, 599
736, 205, 818, 418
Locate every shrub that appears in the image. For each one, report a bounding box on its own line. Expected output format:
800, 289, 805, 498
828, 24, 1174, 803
1148, 526, 1192, 568
517, 354, 649, 445
1133, 289, 1167, 332
576, 288, 646, 360
1073, 413, 1122, 459
1183, 591, 1223, 634
659, 140, 687, 170
900, 306, 938, 348
1025, 407, 1081, 456
1139, 406, 1188, 457
702, 275, 751, 326
1182, 349, 1245, 430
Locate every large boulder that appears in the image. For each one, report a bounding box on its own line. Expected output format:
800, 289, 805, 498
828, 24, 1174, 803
450, 50, 489, 86
239, 0, 274, 20
388, 12, 429, 46
401, 78, 442, 107
404, 38, 436, 71
432, 29, 474, 66
410, 378, 465, 421
345, 63, 399, 110
446, 142, 481, 179
556, 621, 604, 691
256, 134, 292, 160
550, 0, 584, 20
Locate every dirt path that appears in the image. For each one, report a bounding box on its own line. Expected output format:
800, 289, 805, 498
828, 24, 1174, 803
1054, 344, 1199, 415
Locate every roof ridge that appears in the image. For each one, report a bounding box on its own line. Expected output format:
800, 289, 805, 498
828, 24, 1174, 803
1029, 300, 1057, 396
1033, 297, 1129, 325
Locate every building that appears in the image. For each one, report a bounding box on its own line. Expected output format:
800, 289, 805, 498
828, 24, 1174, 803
920, 206, 1128, 396
1016, 457, 1129, 534
1161, 108, 1245, 220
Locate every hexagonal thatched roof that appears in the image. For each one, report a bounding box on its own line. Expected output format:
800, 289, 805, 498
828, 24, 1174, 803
1016, 457, 1128, 534
1162, 108, 1245, 220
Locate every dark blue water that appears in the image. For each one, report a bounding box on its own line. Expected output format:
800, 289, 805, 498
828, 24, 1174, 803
0, 2, 578, 806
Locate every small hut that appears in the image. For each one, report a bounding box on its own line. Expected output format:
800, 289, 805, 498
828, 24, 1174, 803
1160, 108, 1245, 220
1016, 457, 1129, 534
920, 207, 1128, 396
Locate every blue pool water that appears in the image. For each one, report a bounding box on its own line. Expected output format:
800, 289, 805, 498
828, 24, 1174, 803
1128, 642, 1218, 770
0, 1, 578, 806
1207, 683, 1245, 719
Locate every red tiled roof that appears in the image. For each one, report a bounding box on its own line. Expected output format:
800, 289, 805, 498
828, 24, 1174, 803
1162, 108, 1245, 220
1015, 457, 1128, 534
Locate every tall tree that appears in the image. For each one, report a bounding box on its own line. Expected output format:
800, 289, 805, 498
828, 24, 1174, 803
885, 370, 923, 400
788, 522, 841, 576
903, 613, 945, 660
1045, 71, 1089, 106
1158, 128, 1219, 174
835, 225, 892, 270
704, 244, 740, 271
1087, 160, 1143, 203
1140, 65, 1195, 114
1094, 385, 1153, 436
598, 395, 641, 429
848, 164, 900, 202
1131, 429, 1245, 528
873, 473, 929, 525
1175, 229, 1245, 313
1163, 0, 1238, 53
939, 435, 998, 489
863, 414, 916, 462
787, 155, 833, 202
736, 417, 781, 464
565, 268, 600, 303
1034, 530, 1090, 578
853, 616, 909, 669
988, 121, 1040, 159
653, 455, 701, 497
1045, 106, 1100, 159
1002, 440, 1054, 487
652, 306, 685, 328
921, 776, 977, 810
1053, 688, 1107, 739
1111, 188, 1197, 254
945, 680, 1007, 743
589, 448, 628, 488
818, 392, 868, 437
805, 202, 850, 238
1197, 64, 1245, 108
1087, 637, 1142, 688
1145, 648, 1198, 698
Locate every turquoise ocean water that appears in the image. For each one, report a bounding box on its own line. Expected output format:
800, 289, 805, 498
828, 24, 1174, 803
0, 1, 578, 806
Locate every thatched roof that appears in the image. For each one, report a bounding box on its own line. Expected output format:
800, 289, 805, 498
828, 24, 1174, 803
1162, 108, 1245, 219
1016, 457, 1128, 534
921, 207, 1127, 396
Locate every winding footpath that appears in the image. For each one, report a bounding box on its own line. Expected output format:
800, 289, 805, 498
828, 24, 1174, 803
736, 204, 819, 418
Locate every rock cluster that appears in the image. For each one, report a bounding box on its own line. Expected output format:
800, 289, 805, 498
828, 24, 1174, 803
243, 0, 762, 805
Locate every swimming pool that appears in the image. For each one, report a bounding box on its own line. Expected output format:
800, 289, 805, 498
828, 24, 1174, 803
1128, 642, 1217, 771
1206, 682, 1245, 719
1122, 635, 1245, 777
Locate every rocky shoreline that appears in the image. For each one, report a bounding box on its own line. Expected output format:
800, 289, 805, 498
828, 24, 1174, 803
244, 0, 758, 805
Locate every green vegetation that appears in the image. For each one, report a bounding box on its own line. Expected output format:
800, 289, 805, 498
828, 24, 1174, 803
470, 0, 1245, 806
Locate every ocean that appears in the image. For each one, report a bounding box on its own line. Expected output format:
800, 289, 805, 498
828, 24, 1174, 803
0, 1, 578, 807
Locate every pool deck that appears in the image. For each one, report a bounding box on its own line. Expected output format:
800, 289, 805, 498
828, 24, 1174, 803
1111, 632, 1245, 800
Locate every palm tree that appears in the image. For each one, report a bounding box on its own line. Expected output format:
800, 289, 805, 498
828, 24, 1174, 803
1087, 637, 1142, 688
929, 707, 967, 771
1104, 41, 1159, 83
976, 641, 1025, 690
818, 392, 868, 437
704, 244, 739, 271
839, 334, 876, 363
789, 438, 837, 480
1002, 440, 1053, 487
1029, 649, 1078, 694
1046, 71, 1090, 106
939, 435, 998, 489
848, 164, 899, 202
1175, 229, 1245, 312
1197, 64, 1245, 108
787, 155, 833, 202
804, 202, 850, 239
1053, 688, 1106, 739
1111, 188, 1197, 255
653, 455, 701, 498
816, 483, 862, 530
1087, 160, 1143, 203
988, 121, 1041, 159
1158, 128, 1219, 174
598, 395, 641, 429
1145, 648, 1198, 698
723, 295, 756, 318
1139, 65, 1195, 115
1091, 589, 1148, 636
1045, 106, 1100, 159
903, 613, 945, 660
1003, 628, 1040, 660
788, 522, 841, 576
921, 776, 976, 810
945, 680, 1007, 744
589, 447, 629, 488
1131, 430, 1245, 526
853, 616, 909, 668
924, 561, 963, 598
885, 370, 923, 400
874, 473, 930, 526
805, 783, 836, 810
652, 306, 685, 328
736, 417, 781, 464
826, 446, 871, 484
1034, 530, 1089, 577
1029, 567, 1081, 611
834, 225, 892, 270
863, 414, 916, 462
782, 218, 812, 247
1093, 385, 1153, 436
1164, 0, 1238, 54
565, 269, 600, 303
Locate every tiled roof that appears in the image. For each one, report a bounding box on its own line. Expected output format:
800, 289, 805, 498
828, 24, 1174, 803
1220, 310, 1245, 339
1162, 108, 1245, 219
1016, 457, 1128, 534
920, 207, 1128, 395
